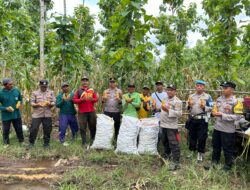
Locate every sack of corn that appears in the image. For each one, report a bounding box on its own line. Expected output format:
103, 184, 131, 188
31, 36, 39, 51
91, 114, 114, 150
115, 115, 139, 155
138, 117, 159, 155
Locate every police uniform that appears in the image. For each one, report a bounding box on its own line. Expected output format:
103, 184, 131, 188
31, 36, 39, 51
212, 82, 243, 170
102, 78, 122, 141
160, 85, 182, 169
29, 80, 55, 148
187, 80, 213, 160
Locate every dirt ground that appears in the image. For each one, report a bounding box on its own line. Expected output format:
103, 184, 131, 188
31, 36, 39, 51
0, 156, 83, 189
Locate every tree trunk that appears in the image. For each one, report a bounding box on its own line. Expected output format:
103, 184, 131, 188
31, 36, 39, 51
78, 1, 85, 39
61, 0, 67, 82
39, 0, 45, 78
64, 0, 67, 17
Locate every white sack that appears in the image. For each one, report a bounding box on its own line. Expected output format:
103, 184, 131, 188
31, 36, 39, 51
138, 117, 159, 155
115, 115, 139, 154
91, 114, 114, 150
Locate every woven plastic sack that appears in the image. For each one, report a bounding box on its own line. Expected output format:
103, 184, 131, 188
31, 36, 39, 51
138, 117, 159, 155
91, 114, 114, 150
115, 115, 139, 154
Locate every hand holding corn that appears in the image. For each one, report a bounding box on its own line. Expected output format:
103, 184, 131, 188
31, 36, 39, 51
16, 101, 21, 109
199, 99, 205, 109
6, 106, 14, 112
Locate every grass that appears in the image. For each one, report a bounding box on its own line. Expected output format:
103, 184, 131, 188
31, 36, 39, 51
0, 127, 249, 190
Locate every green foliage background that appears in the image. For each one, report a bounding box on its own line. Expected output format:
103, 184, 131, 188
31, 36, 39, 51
0, 0, 249, 95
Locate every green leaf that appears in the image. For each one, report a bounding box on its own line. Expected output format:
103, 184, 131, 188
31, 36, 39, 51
131, 1, 141, 9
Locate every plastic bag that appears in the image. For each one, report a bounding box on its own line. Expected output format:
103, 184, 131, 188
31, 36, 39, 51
138, 117, 159, 155
115, 115, 139, 154
91, 114, 114, 150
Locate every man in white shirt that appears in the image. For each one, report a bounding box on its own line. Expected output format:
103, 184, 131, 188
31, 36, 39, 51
151, 81, 168, 119
151, 81, 168, 145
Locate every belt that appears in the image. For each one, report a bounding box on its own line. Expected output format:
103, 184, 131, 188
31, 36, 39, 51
192, 115, 206, 120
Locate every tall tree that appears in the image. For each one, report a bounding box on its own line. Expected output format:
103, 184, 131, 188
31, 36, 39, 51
48, 5, 99, 83
40, 0, 46, 78
99, 0, 156, 86
154, 0, 198, 86
202, 0, 250, 83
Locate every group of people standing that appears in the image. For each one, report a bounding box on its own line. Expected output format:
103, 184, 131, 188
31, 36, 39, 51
0, 76, 243, 171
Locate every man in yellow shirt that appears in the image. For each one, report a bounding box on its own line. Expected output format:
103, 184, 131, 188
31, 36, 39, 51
138, 86, 151, 119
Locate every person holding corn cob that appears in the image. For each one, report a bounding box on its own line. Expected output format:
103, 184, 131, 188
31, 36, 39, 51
28, 79, 55, 149
151, 81, 168, 145
102, 77, 122, 141
138, 86, 151, 119
73, 76, 98, 146
187, 80, 213, 162
160, 84, 182, 171
151, 81, 168, 119
0, 78, 24, 147
122, 83, 141, 118
56, 82, 78, 146
210, 81, 243, 171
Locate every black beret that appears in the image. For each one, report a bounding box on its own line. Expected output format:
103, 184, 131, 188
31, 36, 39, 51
167, 84, 177, 90
220, 81, 236, 89
39, 79, 48, 86
155, 81, 163, 85
109, 77, 116, 82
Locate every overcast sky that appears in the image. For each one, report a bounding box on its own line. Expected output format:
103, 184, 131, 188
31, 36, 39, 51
51, 0, 249, 52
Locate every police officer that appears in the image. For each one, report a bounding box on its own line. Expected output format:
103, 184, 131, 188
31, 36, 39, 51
187, 80, 213, 162
102, 77, 122, 141
211, 81, 243, 170
160, 84, 182, 171
28, 80, 55, 149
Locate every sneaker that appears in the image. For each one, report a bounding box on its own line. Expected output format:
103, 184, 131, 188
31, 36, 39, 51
197, 152, 203, 162
169, 162, 181, 171
62, 142, 69, 147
